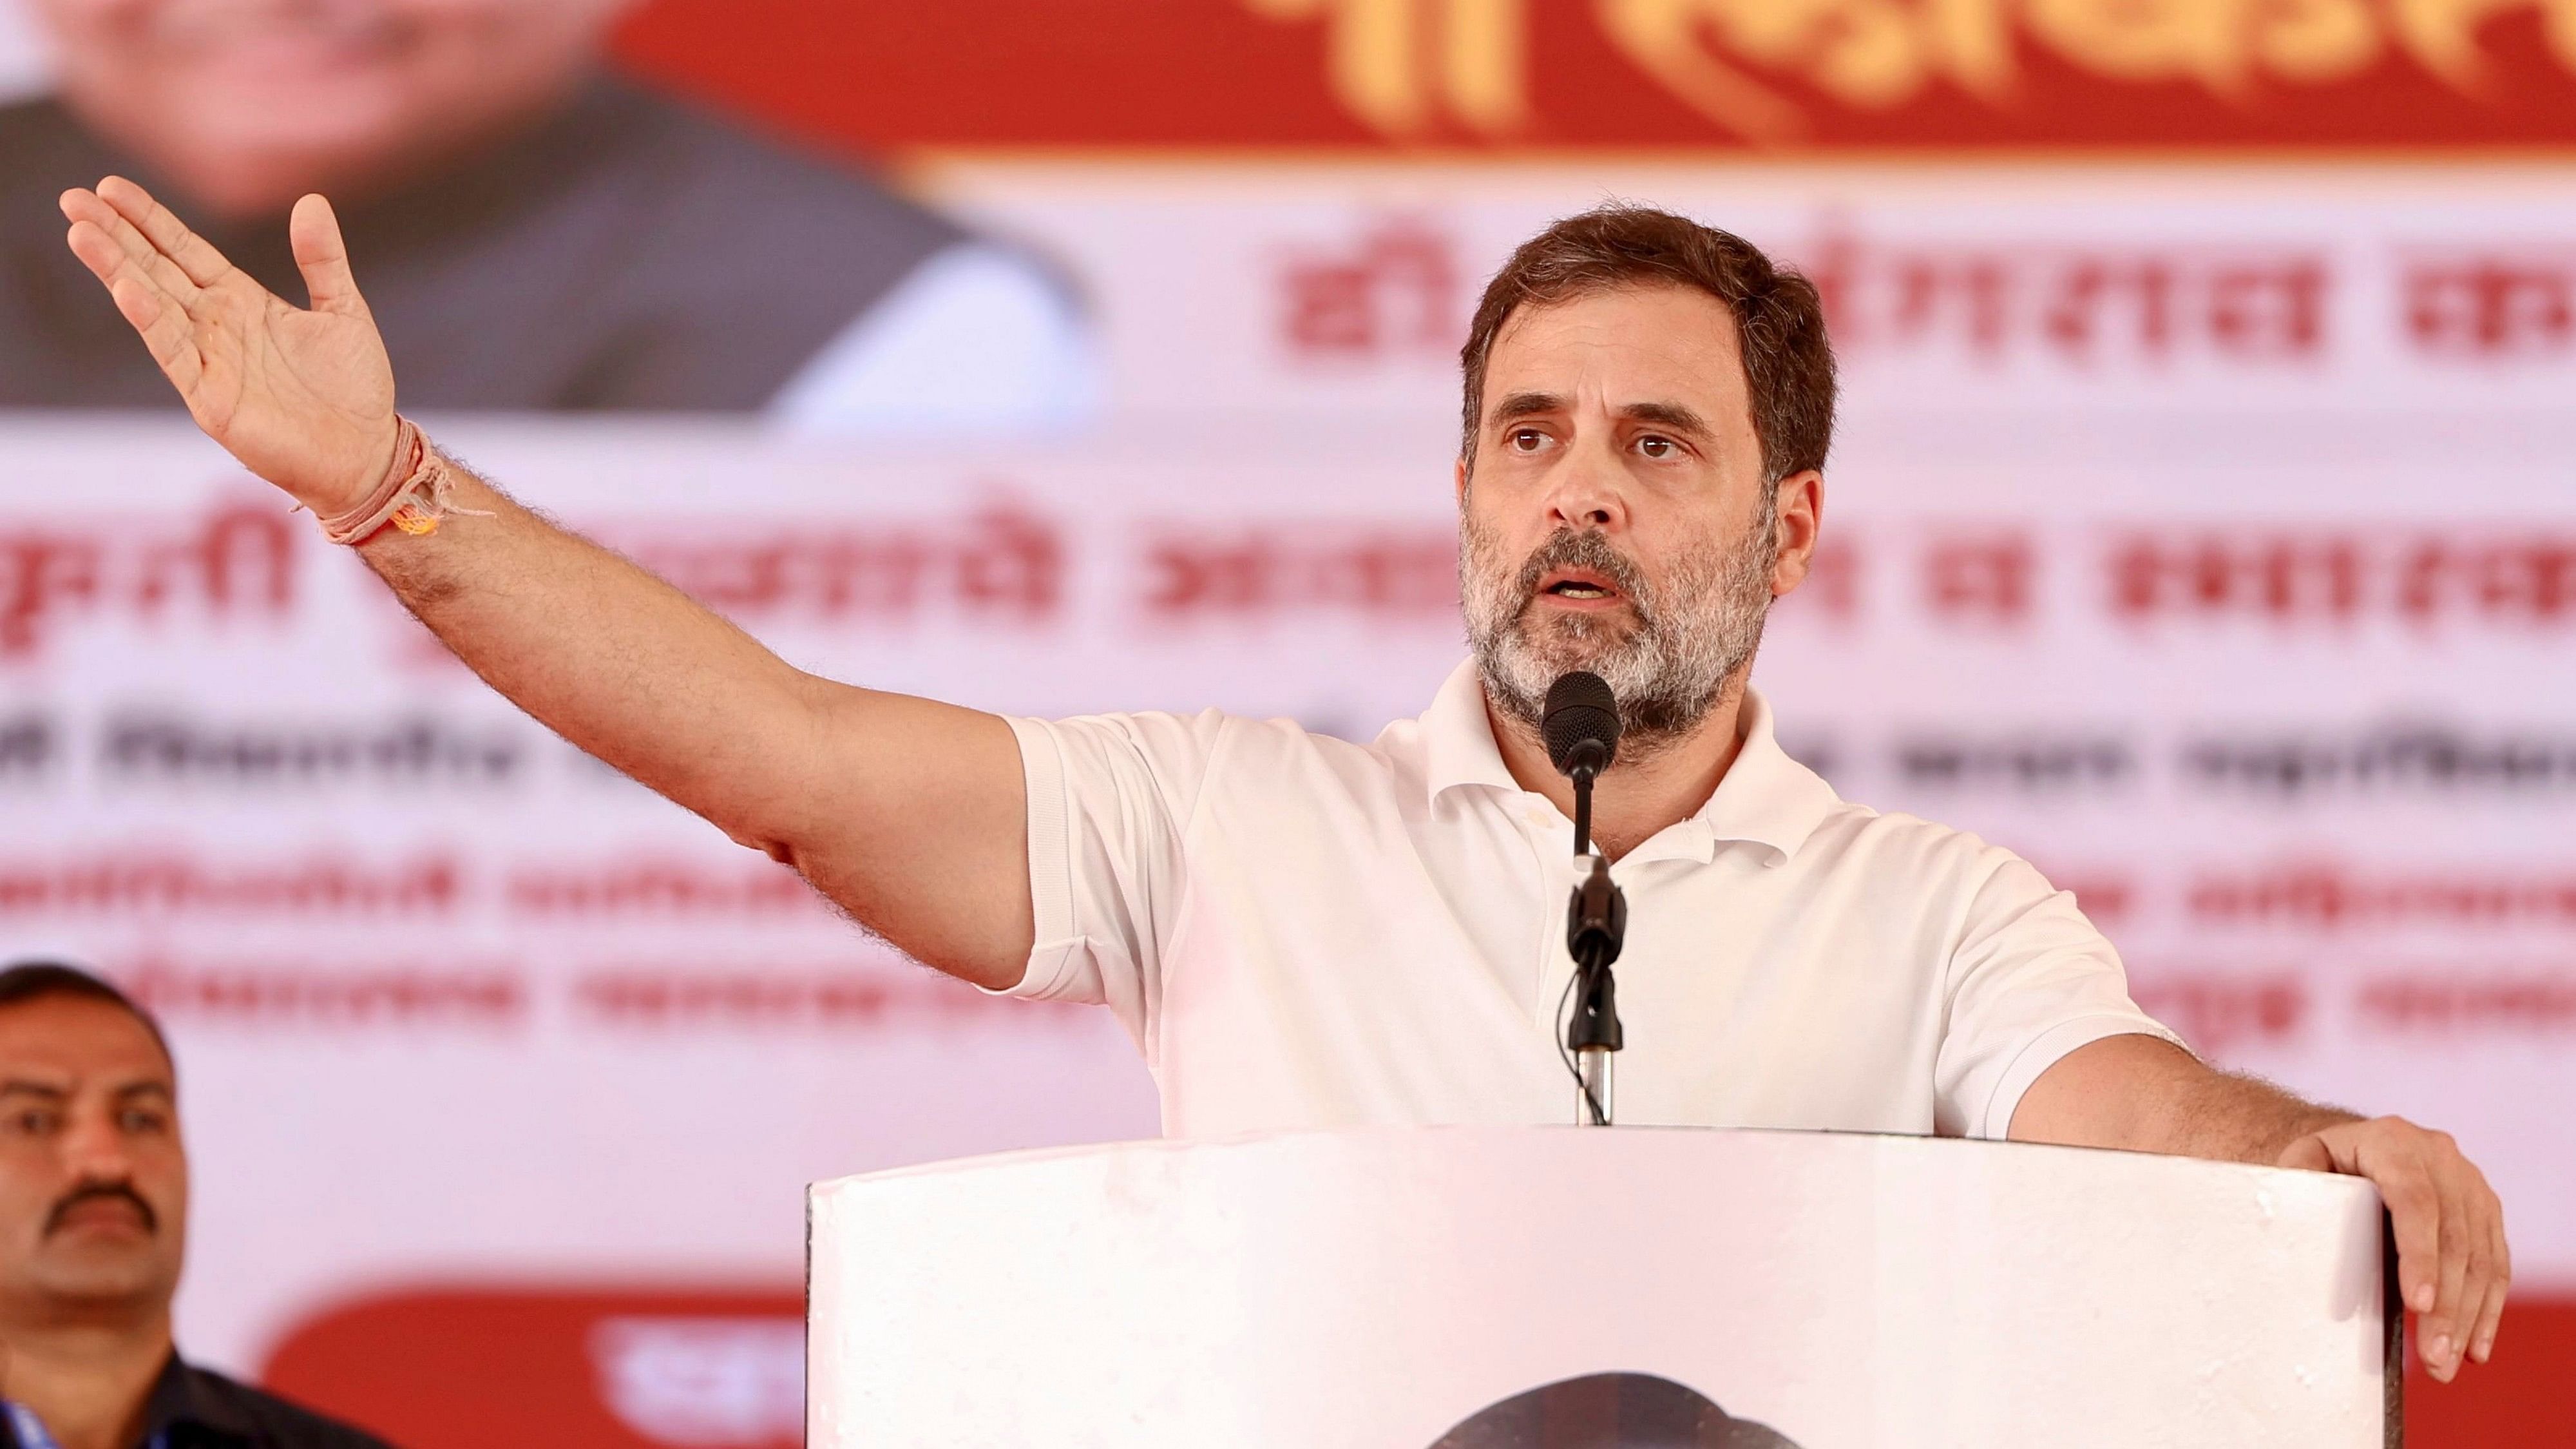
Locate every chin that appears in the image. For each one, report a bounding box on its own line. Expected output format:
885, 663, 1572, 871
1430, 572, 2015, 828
175, 121, 419, 215
28, 1274, 173, 1312
1520, 615, 1636, 669
31, 1243, 178, 1302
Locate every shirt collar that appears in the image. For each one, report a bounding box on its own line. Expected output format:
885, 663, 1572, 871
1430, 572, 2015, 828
1419, 658, 1841, 867
138, 1352, 256, 1446
1420, 659, 1522, 802
1692, 688, 1842, 867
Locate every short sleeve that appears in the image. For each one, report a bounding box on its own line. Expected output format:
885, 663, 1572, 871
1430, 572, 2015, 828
1933, 852, 2184, 1140
991, 709, 1229, 1059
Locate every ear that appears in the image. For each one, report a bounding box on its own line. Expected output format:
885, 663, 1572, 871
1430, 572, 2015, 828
1766, 469, 1824, 598
1454, 455, 1471, 508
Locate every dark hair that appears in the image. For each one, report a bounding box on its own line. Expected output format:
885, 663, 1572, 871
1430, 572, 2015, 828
1458, 203, 1837, 486
0, 960, 174, 1070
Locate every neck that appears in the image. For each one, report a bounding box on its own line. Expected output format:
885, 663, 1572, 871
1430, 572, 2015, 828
1488, 676, 1751, 860
0, 1305, 172, 1449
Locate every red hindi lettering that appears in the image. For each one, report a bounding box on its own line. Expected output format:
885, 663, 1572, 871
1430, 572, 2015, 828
1923, 532, 2033, 624
0, 532, 104, 658
1279, 217, 1461, 359
2406, 255, 2576, 358
954, 501, 1065, 619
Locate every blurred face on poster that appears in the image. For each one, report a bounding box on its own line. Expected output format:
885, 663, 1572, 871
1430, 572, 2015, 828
1458, 283, 1793, 746
28, 0, 639, 217
0, 995, 187, 1328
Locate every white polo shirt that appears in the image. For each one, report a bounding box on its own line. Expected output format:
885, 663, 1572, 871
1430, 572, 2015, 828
1002, 660, 2178, 1140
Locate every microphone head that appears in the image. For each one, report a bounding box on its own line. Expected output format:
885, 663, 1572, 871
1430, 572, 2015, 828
1541, 671, 1620, 778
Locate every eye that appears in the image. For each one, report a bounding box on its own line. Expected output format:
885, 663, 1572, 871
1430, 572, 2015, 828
1507, 427, 1549, 453
3, 1108, 61, 1137
119, 1108, 170, 1135
1634, 434, 1678, 459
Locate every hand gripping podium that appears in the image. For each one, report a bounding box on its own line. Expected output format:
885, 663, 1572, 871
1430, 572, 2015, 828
807, 1127, 2394, 1447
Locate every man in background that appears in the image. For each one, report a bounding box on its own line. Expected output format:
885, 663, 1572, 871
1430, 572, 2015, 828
0, 0, 1094, 431
1430, 1373, 1800, 1448
0, 961, 390, 1449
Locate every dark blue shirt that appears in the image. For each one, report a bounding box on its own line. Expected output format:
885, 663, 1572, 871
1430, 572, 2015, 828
1, 1354, 395, 1449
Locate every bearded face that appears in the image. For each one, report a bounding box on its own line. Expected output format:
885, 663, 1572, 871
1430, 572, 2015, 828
1461, 494, 1779, 752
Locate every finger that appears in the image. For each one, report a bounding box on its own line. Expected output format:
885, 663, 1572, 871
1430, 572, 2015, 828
102, 271, 164, 336
2469, 1193, 2510, 1364
2377, 1158, 2443, 1325
2466, 1265, 2508, 1367
2424, 1153, 2474, 1381
289, 194, 371, 318
67, 218, 173, 327
61, 187, 204, 304
2276, 1135, 2331, 1173
95, 174, 233, 288
64, 215, 135, 287
69, 221, 196, 374
108, 276, 204, 395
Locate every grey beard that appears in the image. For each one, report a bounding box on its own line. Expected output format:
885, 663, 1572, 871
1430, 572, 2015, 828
1461, 512, 1778, 755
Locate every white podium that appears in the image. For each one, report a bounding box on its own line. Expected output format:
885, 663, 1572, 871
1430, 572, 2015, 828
808, 1127, 2394, 1447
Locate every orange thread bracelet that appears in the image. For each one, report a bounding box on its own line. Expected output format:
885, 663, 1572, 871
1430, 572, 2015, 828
315, 416, 492, 545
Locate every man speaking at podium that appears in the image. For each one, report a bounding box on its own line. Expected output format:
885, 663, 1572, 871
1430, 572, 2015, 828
55, 178, 2510, 1385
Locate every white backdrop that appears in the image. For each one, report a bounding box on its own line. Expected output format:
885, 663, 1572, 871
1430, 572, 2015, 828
1, 161, 2572, 1432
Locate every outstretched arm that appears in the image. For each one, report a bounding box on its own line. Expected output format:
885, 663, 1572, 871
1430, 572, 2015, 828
59, 177, 1036, 990
2012, 1033, 2510, 1385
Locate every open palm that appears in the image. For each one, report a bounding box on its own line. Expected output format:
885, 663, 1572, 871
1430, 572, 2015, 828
61, 177, 399, 512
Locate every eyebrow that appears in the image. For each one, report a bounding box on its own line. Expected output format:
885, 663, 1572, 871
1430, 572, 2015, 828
1487, 390, 1566, 427
1617, 401, 1714, 438
0, 1080, 172, 1103
1486, 393, 1715, 439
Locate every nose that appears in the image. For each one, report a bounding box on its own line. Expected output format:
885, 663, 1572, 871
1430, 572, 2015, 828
62, 1109, 138, 1181
1539, 433, 1630, 535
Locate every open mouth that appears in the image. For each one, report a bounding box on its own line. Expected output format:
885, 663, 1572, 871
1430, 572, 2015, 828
1536, 568, 1623, 604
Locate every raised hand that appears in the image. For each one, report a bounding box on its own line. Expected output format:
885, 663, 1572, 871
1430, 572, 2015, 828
61, 177, 399, 513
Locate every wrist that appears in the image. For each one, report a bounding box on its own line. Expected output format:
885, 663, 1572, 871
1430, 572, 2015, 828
315, 417, 423, 545
356, 420, 403, 508
310, 417, 490, 546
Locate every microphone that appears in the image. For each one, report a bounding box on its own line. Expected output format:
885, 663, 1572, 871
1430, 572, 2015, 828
1542, 671, 1620, 787
1544, 671, 1619, 859
1543, 671, 1626, 1126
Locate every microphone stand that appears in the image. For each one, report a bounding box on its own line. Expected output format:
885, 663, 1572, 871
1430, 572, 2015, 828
1563, 751, 1627, 1127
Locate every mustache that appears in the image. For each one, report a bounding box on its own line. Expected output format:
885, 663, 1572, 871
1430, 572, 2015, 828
44, 1181, 158, 1238
1513, 530, 1653, 617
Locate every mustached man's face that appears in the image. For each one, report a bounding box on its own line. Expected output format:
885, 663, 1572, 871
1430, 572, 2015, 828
1458, 282, 1819, 751
32, 0, 636, 218
0, 997, 187, 1323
